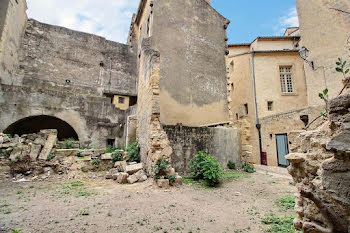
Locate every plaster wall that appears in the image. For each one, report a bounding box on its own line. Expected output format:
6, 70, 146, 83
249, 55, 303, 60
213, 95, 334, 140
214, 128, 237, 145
250, 39, 298, 51
112, 95, 130, 110
254, 52, 308, 118
0, 0, 27, 82
296, 0, 350, 105
152, 0, 229, 126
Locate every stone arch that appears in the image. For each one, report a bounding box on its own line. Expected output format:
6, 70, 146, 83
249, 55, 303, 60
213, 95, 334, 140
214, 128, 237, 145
3, 115, 79, 141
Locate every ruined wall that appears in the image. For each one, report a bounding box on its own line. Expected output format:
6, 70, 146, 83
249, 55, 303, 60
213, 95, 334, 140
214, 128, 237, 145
17, 20, 137, 96
152, 0, 230, 126
0, 84, 128, 147
164, 125, 240, 175
0, 0, 27, 83
296, 0, 350, 106
286, 94, 350, 232
260, 105, 324, 166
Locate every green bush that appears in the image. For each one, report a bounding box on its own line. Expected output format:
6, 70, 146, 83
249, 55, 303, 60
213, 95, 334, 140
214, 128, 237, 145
164, 174, 176, 183
76, 152, 84, 158
152, 158, 169, 179
227, 160, 236, 170
126, 142, 140, 162
111, 150, 123, 162
0, 149, 12, 159
189, 151, 223, 187
242, 162, 255, 173
105, 146, 118, 153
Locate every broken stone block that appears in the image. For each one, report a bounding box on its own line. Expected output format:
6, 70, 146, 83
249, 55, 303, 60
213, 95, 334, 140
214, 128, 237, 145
127, 174, 138, 184
175, 175, 183, 186
55, 149, 79, 157
125, 163, 143, 175
9, 148, 22, 161
135, 169, 146, 178
114, 161, 127, 172
0, 135, 3, 144
105, 172, 113, 179
30, 144, 42, 161
34, 137, 46, 146
138, 175, 148, 182
109, 168, 119, 175
285, 153, 305, 164
157, 179, 170, 189
38, 134, 57, 160
0, 142, 17, 149
112, 173, 120, 180
128, 162, 137, 165
117, 172, 129, 184
101, 153, 112, 160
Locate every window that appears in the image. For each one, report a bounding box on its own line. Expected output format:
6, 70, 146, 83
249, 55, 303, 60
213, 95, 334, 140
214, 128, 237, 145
267, 101, 273, 111
118, 97, 125, 104
244, 104, 248, 115
279, 66, 293, 93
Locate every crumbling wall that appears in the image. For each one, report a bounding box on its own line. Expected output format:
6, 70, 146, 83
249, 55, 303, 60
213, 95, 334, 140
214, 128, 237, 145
163, 125, 240, 175
286, 94, 350, 233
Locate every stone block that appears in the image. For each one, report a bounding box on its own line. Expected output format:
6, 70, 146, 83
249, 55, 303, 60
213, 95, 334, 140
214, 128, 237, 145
38, 134, 57, 160
0, 135, 3, 144
138, 175, 148, 182
55, 149, 79, 157
34, 137, 46, 146
125, 163, 143, 174
30, 144, 42, 161
9, 148, 22, 161
127, 174, 138, 184
112, 173, 120, 180
114, 161, 127, 172
117, 172, 129, 184
105, 172, 113, 179
0, 142, 17, 149
157, 179, 170, 189
285, 153, 305, 164
134, 170, 146, 180
101, 153, 112, 160
175, 175, 183, 185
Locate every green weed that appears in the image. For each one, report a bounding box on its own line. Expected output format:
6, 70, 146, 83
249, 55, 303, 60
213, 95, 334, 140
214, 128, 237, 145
275, 195, 295, 210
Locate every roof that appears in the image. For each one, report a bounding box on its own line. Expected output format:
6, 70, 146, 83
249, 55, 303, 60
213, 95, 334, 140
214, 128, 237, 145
228, 36, 300, 48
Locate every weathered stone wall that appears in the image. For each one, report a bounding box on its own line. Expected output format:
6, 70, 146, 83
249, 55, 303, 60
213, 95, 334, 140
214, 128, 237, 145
0, 0, 27, 82
296, 0, 350, 106
163, 125, 240, 175
17, 19, 137, 96
152, 0, 230, 126
0, 84, 129, 147
286, 94, 350, 232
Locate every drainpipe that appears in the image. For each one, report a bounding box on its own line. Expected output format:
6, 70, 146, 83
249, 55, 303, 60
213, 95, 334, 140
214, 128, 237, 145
251, 50, 264, 165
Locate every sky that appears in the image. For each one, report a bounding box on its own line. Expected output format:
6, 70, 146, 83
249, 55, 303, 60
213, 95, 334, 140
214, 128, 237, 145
26, 0, 298, 44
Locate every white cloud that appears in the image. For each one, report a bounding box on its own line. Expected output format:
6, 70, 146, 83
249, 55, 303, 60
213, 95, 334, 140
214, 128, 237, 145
26, 0, 139, 43
275, 7, 299, 35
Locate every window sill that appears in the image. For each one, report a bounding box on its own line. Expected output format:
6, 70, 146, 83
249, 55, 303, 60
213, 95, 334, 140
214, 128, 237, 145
281, 92, 297, 96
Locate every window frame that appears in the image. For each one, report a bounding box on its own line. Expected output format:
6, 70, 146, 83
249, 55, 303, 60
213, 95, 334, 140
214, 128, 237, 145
279, 66, 294, 94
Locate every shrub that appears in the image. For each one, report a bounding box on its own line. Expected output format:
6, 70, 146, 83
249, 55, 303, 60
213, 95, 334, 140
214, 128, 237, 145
63, 138, 76, 149
152, 158, 169, 179
111, 150, 123, 162
189, 151, 223, 187
0, 149, 12, 159
105, 146, 118, 153
91, 159, 101, 166
227, 160, 236, 170
275, 196, 295, 210
76, 152, 84, 158
164, 174, 176, 183
126, 142, 140, 162
242, 162, 255, 173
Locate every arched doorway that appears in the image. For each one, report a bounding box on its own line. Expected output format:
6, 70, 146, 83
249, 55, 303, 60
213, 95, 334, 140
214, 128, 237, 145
4, 115, 79, 141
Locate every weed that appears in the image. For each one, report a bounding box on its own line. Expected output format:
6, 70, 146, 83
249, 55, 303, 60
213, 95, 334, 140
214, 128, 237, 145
105, 146, 118, 153
126, 142, 140, 162
76, 189, 96, 197
227, 160, 236, 170
242, 162, 256, 173
275, 195, 295, 210
70, 181, 84, 187
76, 152, 85, 158
111, 150, 123, 162
107, 211, 112, 217
152, 158, 169, 179
17, 190, 23, 195
11, 230, 22, 233
47, 153, 56, 161
3, 207, 11, 214
164, 174, 176, 183
222, 170, 248, 181
79, 209, 89, 216
62, 138, 76, 149
262, 213, 299, 233
91, 159, 101, 166
0, 200, 9, 207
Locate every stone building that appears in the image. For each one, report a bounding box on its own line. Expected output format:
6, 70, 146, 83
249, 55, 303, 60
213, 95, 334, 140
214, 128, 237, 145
0, 0, 240, 175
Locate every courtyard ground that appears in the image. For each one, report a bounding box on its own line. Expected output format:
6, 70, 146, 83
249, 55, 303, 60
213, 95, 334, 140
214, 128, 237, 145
0, 167, 296, 233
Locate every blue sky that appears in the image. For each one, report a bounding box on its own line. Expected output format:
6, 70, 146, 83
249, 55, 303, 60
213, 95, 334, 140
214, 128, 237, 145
27, 0, 298, 44
211, 0, 299, 44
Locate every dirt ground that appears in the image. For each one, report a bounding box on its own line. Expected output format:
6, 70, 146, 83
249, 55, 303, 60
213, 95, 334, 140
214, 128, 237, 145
0, 168, 296, 233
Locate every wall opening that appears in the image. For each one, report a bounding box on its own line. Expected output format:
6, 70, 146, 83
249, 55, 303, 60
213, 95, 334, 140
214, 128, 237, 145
4, 115, 79, 141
